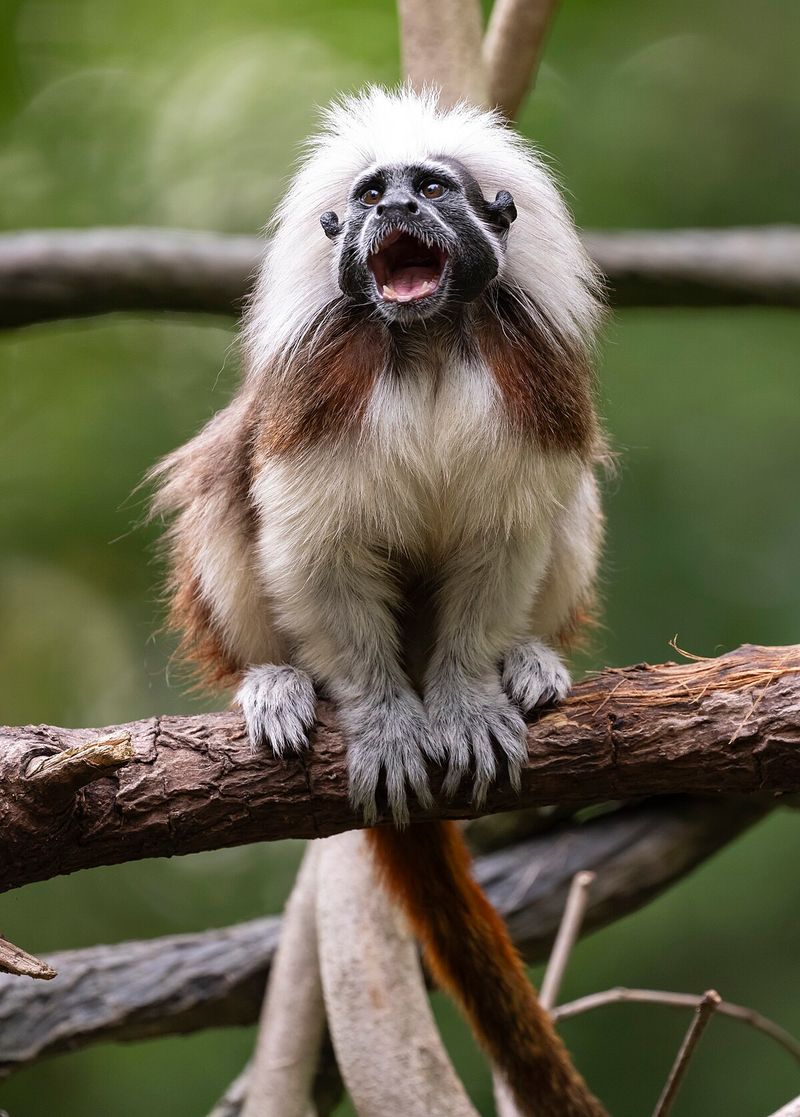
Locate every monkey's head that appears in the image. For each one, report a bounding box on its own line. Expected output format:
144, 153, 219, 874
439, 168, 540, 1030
319, 159, 516, 324
246, 89, 600, 363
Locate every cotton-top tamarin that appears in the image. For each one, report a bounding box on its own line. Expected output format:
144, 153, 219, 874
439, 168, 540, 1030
152, 86, 607, 1117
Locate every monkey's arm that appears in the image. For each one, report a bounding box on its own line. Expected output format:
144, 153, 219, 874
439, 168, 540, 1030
243, 520, 437, 824
423, 527, 557, 801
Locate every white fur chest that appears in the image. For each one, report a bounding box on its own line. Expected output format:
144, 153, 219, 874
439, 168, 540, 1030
252, 352, 581, 567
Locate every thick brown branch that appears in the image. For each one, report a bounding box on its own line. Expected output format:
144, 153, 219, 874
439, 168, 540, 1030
0, 644, 796, 895
0, 796, 764, 1076
1, 227, 799, 330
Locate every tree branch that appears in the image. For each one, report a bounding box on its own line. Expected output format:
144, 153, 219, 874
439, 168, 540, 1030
397, 0, 487, 108
1, 644, 796, 895
769, 1099, 800, 1117
2, 226, 799, 330
483, 0, 561, 119
0, 796, 765, 1077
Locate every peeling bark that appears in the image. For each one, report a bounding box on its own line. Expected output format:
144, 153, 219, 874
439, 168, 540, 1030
0, 644, 796, 895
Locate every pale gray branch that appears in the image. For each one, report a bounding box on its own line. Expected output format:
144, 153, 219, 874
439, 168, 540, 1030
241, 846, 324, 1117
768, 1098, 800, 1117
0, 796, 765, 1078
397, 0, 487, 107
2, 227, 799, 330
483, 0, 561, 119
316, 831, 479, 1117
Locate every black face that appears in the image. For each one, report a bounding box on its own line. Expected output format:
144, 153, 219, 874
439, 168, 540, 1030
320, 158, 517, 325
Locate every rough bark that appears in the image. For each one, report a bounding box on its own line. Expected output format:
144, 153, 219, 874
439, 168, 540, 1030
0, 644, 796, 896
2, 226, 799, 330
0, 796, 764, 1077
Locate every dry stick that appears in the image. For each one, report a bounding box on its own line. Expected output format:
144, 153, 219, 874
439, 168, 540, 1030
483, 0, 561, 119
493, 869, 596, 1117
396, 0, 487, 108
241, 844, 324, 1117
316, 831, 480, 1117
0, 937, 55, 982
553, 988, 800, 1064
539, 870, 595, 1012
651, 990, 721, 1117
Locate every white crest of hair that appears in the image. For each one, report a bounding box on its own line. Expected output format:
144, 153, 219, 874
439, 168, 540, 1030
244, 84, 601, 372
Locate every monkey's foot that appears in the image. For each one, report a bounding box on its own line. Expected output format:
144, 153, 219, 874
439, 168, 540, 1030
236, 664, 316, 756
341, 693, 437, 827
502, 639, 571, 714
426, 676, 527, 804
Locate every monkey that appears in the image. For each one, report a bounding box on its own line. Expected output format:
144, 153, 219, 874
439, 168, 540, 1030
151, 87, 607, 1117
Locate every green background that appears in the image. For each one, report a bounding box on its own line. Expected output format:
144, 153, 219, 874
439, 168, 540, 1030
1, 0, 798, 1113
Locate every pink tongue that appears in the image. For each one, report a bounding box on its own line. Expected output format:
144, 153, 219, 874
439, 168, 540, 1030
393, 266, 435, 297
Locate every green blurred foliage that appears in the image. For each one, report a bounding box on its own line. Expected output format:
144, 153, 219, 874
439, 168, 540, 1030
1, 0, 799, 1114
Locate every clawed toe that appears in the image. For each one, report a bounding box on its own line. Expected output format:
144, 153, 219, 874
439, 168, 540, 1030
502, 639, 571, 714
236, 664, 316, 756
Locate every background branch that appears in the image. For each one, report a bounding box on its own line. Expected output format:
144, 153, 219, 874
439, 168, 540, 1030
2, 227, 799, 330
0, 796, 764, 1078
397, 0, 487, 108
483, 0, 561, 119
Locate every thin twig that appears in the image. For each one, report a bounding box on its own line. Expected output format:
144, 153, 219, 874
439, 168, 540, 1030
540, 871, 595, 1011
0, 937, 56, 981
553, 987, 800, 1064
651, 990, 721, 1117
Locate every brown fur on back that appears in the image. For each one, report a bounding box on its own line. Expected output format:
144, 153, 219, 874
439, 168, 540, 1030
149, 395, 260, 690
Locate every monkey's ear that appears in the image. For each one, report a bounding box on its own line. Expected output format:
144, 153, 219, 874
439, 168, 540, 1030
320, 211, 342, 240
485, 190, 517, 232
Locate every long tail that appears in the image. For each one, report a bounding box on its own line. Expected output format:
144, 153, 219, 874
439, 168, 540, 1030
367, 821, 608, 1117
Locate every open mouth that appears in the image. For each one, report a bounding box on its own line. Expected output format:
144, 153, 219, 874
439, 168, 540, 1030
368, 230, 447, 304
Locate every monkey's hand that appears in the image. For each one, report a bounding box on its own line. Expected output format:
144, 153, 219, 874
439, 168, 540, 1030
339, 691, 439, 827
502, 638, 571, 714
426, 672, 528, 805
236, 664, 317, 755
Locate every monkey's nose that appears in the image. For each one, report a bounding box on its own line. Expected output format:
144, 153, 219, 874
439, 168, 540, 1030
376, 198, 418, 217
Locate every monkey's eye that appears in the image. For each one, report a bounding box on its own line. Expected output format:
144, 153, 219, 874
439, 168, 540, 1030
420, 181, 446, 200
360, 186, 384, 206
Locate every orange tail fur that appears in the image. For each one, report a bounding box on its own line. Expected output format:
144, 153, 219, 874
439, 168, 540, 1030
367, 821, 607, 1117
